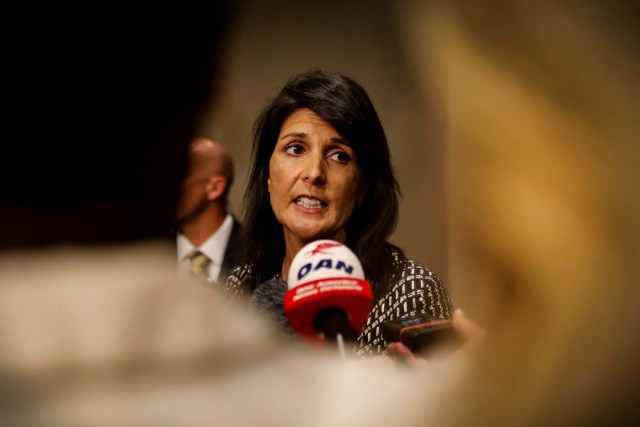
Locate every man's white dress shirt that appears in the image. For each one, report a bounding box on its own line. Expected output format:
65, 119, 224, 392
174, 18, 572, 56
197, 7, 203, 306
177, 214, 233, 282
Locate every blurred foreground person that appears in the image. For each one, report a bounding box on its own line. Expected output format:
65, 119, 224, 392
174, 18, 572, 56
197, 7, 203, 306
395, 0, 640, 424
0, 4, 295, 426
177, 137, 243, 284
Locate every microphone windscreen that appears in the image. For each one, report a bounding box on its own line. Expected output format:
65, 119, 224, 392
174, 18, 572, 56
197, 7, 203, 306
250, 278, 296, 339
284, 240, 373, 342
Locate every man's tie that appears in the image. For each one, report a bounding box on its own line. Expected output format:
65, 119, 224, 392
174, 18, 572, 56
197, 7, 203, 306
188, 250, 211, 281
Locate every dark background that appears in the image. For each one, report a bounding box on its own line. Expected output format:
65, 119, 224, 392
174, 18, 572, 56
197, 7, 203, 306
1, 4, 234, 246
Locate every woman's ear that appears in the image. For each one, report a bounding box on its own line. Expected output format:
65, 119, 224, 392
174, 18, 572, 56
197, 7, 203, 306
205, 176, 227, 201
267, 178, 271, 193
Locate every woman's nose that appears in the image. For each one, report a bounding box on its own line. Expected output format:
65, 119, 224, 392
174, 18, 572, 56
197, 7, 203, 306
301, 153, 326, 185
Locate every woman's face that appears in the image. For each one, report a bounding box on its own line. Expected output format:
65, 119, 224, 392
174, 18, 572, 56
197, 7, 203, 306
268, 108, 364, 247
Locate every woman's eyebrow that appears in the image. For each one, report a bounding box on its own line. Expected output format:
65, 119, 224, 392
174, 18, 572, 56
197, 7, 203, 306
331, 136, 351, 146
280, 132, 307, 139
279, 132, 351, 146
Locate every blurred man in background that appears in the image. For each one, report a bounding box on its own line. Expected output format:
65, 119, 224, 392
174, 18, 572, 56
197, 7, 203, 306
177, 137, 243, 284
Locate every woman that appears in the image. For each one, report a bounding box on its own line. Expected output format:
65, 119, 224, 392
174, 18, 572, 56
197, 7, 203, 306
226, 69, 453, 356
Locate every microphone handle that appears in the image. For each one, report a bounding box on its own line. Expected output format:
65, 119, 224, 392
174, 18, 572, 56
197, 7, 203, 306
312, 306, 358, 341
336, 333, 347, 361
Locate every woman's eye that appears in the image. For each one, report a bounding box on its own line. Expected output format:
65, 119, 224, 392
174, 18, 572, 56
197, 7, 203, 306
329, 151, 350, 163
285, 144, 304, 155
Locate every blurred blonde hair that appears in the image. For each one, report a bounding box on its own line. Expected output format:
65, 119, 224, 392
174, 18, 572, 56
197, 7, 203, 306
398, 1, 640, 424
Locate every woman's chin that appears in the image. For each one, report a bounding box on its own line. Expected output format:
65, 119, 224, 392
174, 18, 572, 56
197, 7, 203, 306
297, 231, 328, 243
288, 227, 345, 245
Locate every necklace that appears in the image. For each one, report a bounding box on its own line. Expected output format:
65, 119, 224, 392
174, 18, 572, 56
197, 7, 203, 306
273, 271, 287, 284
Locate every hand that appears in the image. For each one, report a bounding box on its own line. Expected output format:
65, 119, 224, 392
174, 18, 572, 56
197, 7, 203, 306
386, 308, 486, 366
386, 341, 428, 368
451, 308, 487, 356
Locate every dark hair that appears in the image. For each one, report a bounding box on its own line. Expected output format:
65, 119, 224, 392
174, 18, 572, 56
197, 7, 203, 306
242, 69, 402, 292
0, 3, 233, 248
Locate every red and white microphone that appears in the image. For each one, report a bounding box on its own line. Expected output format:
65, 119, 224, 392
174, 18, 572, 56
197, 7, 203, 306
284, 240, 373, 348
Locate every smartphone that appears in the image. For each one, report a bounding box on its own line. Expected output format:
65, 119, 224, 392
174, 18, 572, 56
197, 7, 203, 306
381, 314, 463, 354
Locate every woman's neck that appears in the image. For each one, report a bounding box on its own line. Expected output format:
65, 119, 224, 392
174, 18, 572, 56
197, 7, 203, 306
281, 240, 304, 283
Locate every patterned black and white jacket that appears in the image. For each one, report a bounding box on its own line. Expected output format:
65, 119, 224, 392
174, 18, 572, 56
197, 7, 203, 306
225, 246, 453, 356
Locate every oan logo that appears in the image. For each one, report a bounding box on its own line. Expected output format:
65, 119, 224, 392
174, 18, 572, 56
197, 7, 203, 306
288, 240, 365, 288
297, 258, 354, 281
304, 241, 342, 257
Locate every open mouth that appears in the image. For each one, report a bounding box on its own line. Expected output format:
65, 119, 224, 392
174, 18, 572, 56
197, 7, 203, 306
294, 196, 327, 209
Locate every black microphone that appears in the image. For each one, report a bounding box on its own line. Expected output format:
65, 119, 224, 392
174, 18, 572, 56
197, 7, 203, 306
250, 278, 297, 340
